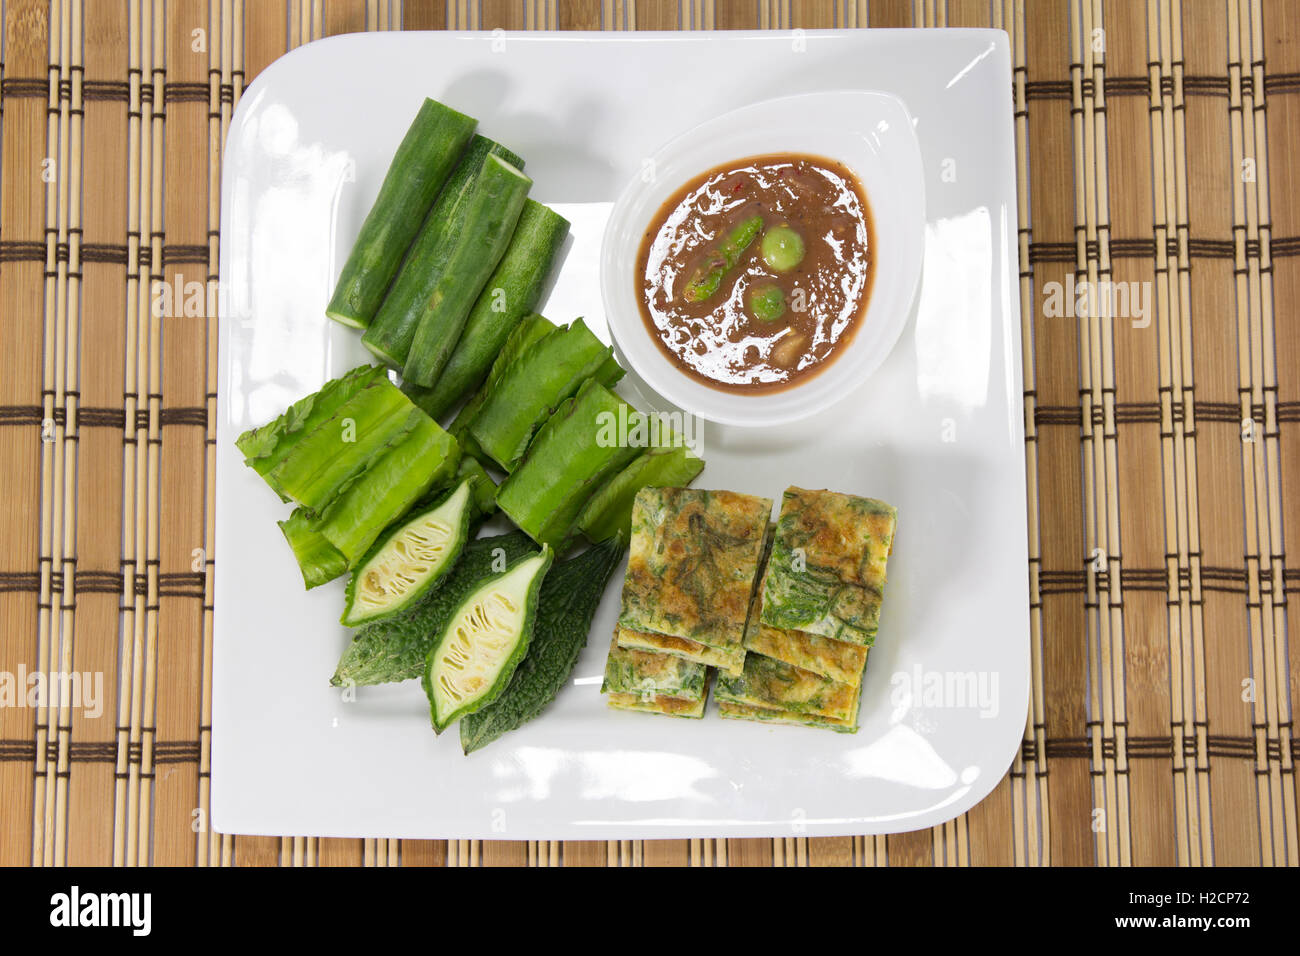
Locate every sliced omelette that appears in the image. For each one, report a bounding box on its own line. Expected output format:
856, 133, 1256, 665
740, 551, 869, 684
607, 691, 709, 719
602, 632, 710, 719
617, 626, 746, 677
713, 653, 861, 726
774, 487, 897, 589
743, 609, 869, 686
758, 548, 881, 644
758, 488, 897, 644
618, 487, 772, 657
718, 700, 859, 733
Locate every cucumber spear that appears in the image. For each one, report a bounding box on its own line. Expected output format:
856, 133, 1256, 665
361, 137, 525, 370
326, 99, 477, 329
402, 155, 533, 387
405, 201, 571, 420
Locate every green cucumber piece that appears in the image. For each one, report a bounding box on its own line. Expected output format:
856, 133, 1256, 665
361, 137, 525, 368
326, 99, 477, 329
266, 378, 424, 514
495, 379, 645, 552
576, 445, 705, 545
278, 507, 349, 589
411, 201, 571, 420
460, 538, 626, 754
403, 155, 533, 387
236, 364, 388, 500
467, 317, 614, 472
313, 416, 460, 564
331, 531, 536, 687
340, 479, 474, 627
423, 546, 555, 731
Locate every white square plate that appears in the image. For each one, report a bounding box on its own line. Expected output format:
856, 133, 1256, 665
213, 28, 1028, 840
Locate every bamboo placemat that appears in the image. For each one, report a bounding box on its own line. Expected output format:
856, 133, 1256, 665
0, 0, 1294, 867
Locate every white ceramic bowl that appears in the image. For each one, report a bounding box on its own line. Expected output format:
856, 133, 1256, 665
600, 90, 926, 427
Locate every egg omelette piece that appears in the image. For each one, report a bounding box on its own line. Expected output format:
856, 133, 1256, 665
742, 591, 869, 685
713, 652, 861, 724
757, 487, 897, 644
602, 632, 710, 718
774, 487, 897, 589
616, 626, 746, 677
617, 486, 772, 656
717, 700, 860, 733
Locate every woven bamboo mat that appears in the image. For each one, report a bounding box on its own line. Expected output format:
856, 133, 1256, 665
0, 0, 1294, 868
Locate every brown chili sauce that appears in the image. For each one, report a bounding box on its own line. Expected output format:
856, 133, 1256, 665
636, 153, 873, 393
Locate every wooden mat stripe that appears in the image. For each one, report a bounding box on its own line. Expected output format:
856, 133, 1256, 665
0, 0, 1294, 867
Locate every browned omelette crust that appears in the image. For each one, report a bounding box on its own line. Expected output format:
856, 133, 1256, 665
608, 691, 707, 718
714, 653, 861, 722
616, 626, 747, 676
718, 700, 857, 732
618, 487, 772, 651
744, 620, 869, 685
741, 573, 868, 684
601, 633, 708, 700
776, 487, 897, 590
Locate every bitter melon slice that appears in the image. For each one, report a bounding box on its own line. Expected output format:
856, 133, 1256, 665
423, 547, 553, 732
340, 479, 473, 627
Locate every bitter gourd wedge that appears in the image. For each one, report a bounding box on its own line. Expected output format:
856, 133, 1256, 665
312, 415, 460, 565
576, 444, 705, 545
235, 364, 387, 501
402, 154, 533, 387
266, 376, 424, 514
340, 479, 474, 627
361, 137, 525, 368
410, 201, 571, 420
278, 507, 349, 589
459, 538, 624, 753
495, 379, 646, 552
423, 546, 554, 732
325, 99, 477, 329
467, 317, 614, 472
330, 532, 535, 687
